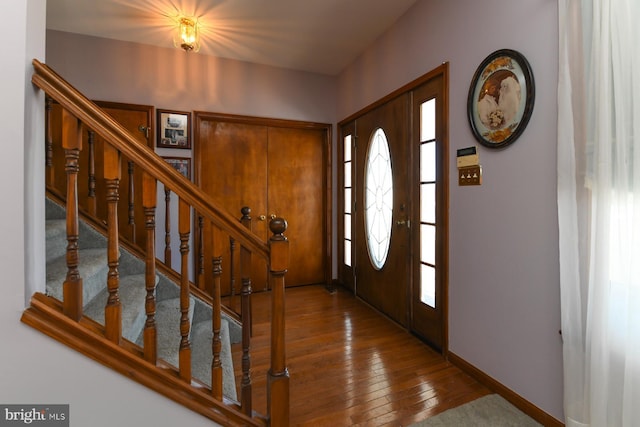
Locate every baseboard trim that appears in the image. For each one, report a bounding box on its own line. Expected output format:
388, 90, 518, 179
447, 351, 564, 427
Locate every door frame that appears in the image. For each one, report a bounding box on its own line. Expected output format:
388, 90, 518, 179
192, 111, 333, 294
338, 63, 449, 353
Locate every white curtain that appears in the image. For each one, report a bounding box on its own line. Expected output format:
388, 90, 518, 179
558, 0, 640, 426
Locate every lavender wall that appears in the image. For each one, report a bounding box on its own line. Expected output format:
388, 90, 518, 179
46, 30, 337, 124
338, 0, 562, 420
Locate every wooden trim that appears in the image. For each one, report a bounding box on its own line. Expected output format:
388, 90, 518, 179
193, 110, 329, 131
440, 63, 451, 356
339, 63, 450, 126
21, 293, 265, 427
447, 351, 565, 427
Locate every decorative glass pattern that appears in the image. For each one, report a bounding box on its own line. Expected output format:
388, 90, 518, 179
365, 128, 393, 270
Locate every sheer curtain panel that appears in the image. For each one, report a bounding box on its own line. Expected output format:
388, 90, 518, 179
557, 0, 640, 426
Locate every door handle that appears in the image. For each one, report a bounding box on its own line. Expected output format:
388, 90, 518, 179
138, 125, 150, 139
396, 219, 410, 228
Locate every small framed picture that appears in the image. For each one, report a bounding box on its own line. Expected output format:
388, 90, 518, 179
163, 156, 191, 180
467, 49, 535, 149
157, 109, 191, 149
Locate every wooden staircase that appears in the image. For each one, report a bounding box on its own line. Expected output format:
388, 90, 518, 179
21, 59, 290, 426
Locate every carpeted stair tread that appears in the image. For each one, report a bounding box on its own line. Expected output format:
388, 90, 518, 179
45, 196, 237, 399
45, 219, 67, 262
83, 274, 153, 342
148, 296, 196, 368
46, 248, 108, 304
191, 319, 237, 400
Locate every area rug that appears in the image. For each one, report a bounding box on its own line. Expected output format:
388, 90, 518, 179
410, 394, 542, 427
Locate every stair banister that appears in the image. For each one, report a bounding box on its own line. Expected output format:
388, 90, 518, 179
32, 58, 290, 426
32, 59, 268, 259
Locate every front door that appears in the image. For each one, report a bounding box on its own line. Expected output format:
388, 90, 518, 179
354, 94, 411, 326
341, 65, 448, 351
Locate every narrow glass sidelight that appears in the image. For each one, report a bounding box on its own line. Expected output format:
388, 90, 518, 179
420, 98, 437, 308
344, 134, 353, 267
365, 128, 393, 270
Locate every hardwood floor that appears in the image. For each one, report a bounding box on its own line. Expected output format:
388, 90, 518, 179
231, 285, 490, 426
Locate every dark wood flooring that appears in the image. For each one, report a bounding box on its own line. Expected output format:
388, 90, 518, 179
231, 285, 490, 426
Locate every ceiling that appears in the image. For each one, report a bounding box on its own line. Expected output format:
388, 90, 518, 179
46, 0, 418, 76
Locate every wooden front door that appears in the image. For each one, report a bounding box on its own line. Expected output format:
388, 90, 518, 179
354, 94, 411, 326
194, 112, 330, 296
340, 65, 449, 351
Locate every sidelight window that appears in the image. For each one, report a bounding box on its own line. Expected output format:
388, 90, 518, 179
344, 135, 353, 267
420, 98, 437, 308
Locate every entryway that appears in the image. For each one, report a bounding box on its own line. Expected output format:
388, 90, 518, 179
338, 64, 449, 351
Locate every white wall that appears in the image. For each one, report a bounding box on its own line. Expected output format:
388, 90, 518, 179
1, 2, 221, 425
338, 0, 563, 420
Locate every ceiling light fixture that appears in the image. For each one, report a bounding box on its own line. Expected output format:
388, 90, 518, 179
174, 17, 200, 52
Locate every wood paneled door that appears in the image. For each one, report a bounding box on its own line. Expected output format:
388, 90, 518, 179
352, 94, 412, 327
338, 64, 449, 352
194, 112, 331, 296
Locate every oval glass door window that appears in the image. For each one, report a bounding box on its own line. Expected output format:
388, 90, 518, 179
365, 128, 393, 270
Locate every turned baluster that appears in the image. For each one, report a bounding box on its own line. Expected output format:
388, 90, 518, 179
164, 185, 171, 268
142, 172, 157, 364
128, 161, 136, 244
104, 143, 122, 343
198, 215, 205, 281
229, 236, 237, 314
210, 224, 223, 399
240, 206, 253, 415
178, 198, 192, 382
87, 130, 97, 216
267, 217, 290, 426
45, 97, 54, 186
61, 108, 83, 321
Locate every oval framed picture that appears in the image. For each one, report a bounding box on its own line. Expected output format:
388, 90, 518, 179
467, 49, 535, 149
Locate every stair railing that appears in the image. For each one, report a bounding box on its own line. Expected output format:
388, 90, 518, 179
30, 59, 290, 426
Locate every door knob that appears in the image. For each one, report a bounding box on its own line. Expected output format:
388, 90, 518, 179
138, 125, 149, 139
396, 219, 410, 228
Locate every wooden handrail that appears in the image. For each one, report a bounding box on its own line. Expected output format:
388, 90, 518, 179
32, 59, 268, 260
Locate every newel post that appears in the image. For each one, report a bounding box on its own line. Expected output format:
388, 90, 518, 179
267, 217, 290, 426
